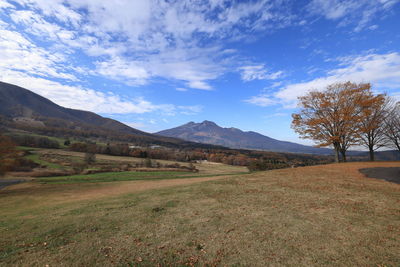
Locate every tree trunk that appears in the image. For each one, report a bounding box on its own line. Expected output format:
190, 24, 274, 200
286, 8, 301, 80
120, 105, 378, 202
395, 140, 400, 152
340, 149, 347, 162
334, 146, 340, 163
369, 147, 375, 161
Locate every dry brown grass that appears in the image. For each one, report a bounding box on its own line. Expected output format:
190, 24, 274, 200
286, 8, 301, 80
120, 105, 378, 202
36, 148, 248, 174
0, 175, 230, 208
0, 161, 399, 266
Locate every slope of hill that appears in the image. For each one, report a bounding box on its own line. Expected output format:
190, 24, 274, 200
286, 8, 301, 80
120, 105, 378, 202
0, 81, 151, 136
156, 120, 332, 154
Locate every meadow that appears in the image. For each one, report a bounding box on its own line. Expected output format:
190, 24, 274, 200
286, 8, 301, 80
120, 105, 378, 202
0, 155, 399, 266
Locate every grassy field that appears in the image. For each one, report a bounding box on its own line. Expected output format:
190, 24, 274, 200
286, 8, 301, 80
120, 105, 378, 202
34, 148, 249, 174
0, 161, 399, 266
36, 171, 248, 184
25, 153, 65, 170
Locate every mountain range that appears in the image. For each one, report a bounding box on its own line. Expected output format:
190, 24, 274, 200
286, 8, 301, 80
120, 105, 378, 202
1, 80, 330, 155
156, 120, 332, 154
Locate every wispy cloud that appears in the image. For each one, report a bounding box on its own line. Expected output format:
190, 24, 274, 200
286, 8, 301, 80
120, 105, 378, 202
1, 0, 294, 91
1, 0, 399, 122
0, 18, 203, 115
245, 94, 277, 107
247, 52, 400, 108
308, 0, 399, 31
239, 65, 283, 81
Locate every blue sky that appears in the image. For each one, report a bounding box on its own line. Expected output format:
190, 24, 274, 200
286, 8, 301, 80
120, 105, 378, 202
0, 0, 399, 145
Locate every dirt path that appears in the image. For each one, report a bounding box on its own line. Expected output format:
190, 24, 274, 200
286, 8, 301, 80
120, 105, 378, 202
359, 167, 400, 184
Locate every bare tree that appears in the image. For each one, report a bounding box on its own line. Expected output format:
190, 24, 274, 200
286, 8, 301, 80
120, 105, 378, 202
384, 101, 400, 152
358, 94, 389, 161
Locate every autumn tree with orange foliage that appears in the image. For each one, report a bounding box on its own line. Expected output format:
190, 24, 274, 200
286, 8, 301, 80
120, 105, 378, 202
0, 134, 18, 176
292, 82, 376, 163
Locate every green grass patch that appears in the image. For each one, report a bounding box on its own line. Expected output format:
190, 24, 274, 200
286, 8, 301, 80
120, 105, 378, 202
25, 153, 64, 169
36, 171, 249, 184
16, 146, 39, 151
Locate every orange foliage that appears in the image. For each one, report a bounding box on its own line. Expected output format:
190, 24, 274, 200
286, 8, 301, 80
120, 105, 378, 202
292, 82, 379, 162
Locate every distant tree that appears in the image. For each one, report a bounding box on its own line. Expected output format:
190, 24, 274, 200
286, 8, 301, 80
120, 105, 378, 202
84, 143, 96, 165
292, 82, 375, 162
64, 139, 71, 146
69, 142, 87, 152
84, 152, 96, 165
105, 142, 111, 154
0, 135, 17, 176
384, 101, 400, 152
144, 158, 152, 168
358, 93, 389, 161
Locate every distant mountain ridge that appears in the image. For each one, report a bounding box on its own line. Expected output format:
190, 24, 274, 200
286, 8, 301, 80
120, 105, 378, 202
156, 120, 333, 154
0, 81, 151, 136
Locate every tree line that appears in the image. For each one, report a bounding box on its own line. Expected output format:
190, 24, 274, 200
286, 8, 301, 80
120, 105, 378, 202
292, 82, 400, 162
66, 141, 331, 169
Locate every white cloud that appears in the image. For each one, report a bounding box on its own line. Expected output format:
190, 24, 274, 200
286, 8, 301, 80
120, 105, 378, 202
247, 52, 400, 108
245, 95, 277, 107
0, 28, 77, 81
16, 0, 82, 26
239, 65, 283, 82
148, 50, 222, 90
238, 66, 265, 81
178, 105, 203, 115
95, 58, 149, 86
0, 0, 13, 9
10, 10, 61, 39
1, 68, 205, 116
1, 0, 293, 91
0, 70, 157, 114
308, 0, 399, 31
176, 88, 188, 92
0, 18, 203, 116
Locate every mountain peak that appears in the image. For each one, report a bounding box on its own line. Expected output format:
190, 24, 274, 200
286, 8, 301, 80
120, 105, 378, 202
201, 120, 218, 126
157, 120, 332, 154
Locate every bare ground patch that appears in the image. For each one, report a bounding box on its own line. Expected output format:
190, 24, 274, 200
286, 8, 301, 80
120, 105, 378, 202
359, 167, 400, 184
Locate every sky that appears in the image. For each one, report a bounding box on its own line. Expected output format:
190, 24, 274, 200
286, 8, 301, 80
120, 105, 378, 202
0, 0, 400, 146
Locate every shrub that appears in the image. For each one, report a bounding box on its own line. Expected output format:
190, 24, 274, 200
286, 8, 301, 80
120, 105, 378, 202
84, 152, 96, 165
72, 162, 86, 174
10, 158, 40, 172
0, 135, 18, 176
